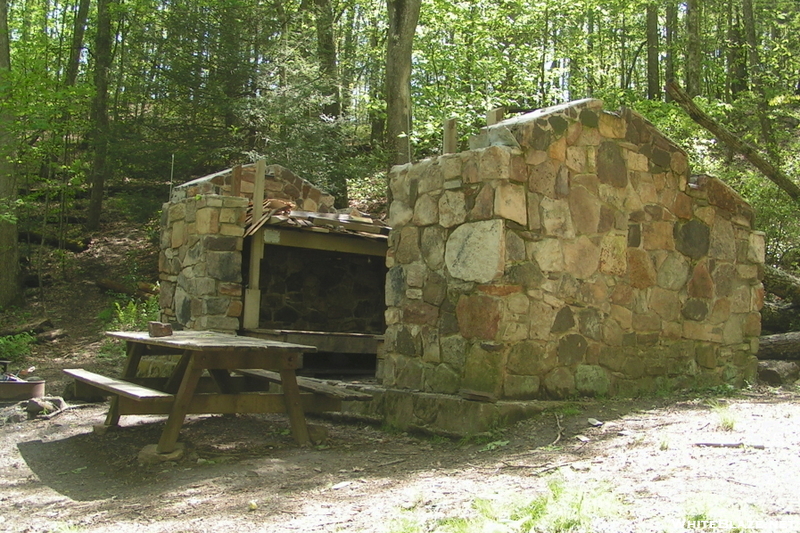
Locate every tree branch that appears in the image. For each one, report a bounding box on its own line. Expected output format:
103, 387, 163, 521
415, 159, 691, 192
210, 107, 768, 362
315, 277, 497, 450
666, 80, 800, 203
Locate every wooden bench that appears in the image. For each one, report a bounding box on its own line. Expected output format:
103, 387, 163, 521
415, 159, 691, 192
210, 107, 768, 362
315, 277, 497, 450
64, 368, 174, 403
236, 369, 372, 402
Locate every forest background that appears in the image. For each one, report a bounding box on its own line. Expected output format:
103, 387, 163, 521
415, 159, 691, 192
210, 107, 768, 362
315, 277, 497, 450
0, 0, 799, 310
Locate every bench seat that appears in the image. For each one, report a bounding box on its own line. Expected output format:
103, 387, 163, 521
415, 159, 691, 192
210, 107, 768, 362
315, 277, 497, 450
64, 368, 174, 402
236, 369, 372, 401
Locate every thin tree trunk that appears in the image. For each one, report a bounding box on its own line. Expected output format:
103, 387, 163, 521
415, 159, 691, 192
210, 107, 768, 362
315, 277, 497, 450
65, 0, 90, 88
665, 0, 676, 101
727, 3, 747, 100
686, 0, 701, 96
86, 0, 114, 231
314, 0, 340, 118
385, 0, 421, 168
742, 0, 777, 160
0, 0, 21, 307
646, 3, 660, 100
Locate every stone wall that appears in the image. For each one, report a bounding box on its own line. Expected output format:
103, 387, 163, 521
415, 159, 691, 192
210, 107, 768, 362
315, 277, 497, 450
259, 245, 386, 334
172, 163, 336, 213
381, 98, 764, 399
159, 194, 248, 332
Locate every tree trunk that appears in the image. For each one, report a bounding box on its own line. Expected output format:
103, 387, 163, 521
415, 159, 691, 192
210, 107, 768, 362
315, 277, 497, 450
665, 0, 677, 101
646, 3, 660, 100
758, 332, 800, 360
86, 0, 114, 231
686, 0, 701, 96
385, 0, 421, 168
0, 0, 21, 308
742, 0, 777, 160
666, 81, 800, 203
65, 0, 91, 88
726, 2, 747, 100
314, 0, 340, 118
764, 265, 800, 306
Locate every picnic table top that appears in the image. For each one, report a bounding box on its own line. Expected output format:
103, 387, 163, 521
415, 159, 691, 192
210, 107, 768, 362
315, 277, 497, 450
106, 330, 318, 353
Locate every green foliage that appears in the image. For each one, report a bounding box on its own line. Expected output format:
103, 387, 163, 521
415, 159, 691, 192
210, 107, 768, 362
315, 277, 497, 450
98, 295, 159, 358
0, 333, 35, 363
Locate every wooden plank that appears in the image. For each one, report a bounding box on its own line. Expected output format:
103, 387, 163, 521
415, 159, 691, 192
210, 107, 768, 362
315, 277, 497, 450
117, 392, 341, 415
63, 369, 174, 402
443, 117, 458, 154
105, 330, 317, 353
253, 158, 266, 222
231, 164, 242, 197
262, 227, 387, 257
486, 107, 505, 126
193, 350, 303, 370
237, 369, 372, 401
244, 329, 383, 354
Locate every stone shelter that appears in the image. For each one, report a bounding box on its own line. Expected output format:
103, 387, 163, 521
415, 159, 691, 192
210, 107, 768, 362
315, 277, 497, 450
158, 163, 388, 377
155, 98, 765, 434
380, 98, 765, 404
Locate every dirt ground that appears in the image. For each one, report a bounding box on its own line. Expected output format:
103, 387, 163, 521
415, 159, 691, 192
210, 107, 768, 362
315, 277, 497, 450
3, 225, 800, 532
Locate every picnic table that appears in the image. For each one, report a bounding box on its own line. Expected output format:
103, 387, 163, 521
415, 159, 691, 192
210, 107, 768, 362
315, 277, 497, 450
64, 330, 327, 454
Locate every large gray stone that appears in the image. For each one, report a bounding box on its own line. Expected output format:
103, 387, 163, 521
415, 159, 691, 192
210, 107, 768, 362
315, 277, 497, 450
445, 219, 505, 283
544, 367, 576, 399
674, 219, 710, 260
656, 252, 690, 290
206, 251, 242, 283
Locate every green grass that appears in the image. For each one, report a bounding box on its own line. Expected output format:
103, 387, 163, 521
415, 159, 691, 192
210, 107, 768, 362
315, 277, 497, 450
388, 478, 625, 533
707, 399, 737, 432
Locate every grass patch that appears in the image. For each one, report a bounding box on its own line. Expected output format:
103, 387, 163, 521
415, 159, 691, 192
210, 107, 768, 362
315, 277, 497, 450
388, 478, 625, 533
707, 399, 737, 432
683, 493, 763, 532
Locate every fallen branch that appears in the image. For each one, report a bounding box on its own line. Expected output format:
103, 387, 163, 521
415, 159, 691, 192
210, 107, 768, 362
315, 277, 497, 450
551, 414, 563, 446
0, 318, 54, 337
764, 265, 800, 306
694, 442, 765, 449
666, 81, 800, 203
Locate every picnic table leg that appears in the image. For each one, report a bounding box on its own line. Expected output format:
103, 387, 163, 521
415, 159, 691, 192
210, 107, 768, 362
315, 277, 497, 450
279, 368, 310, 446
157, 355, 202, 454
104, 341, 145, 427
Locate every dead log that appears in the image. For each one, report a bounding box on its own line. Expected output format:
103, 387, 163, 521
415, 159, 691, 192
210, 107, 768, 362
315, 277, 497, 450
764, 265, 800, 306
96, 278, 153, 299
666, 81, 800, 203
758, 331, 800, 360
35, 329, 67, 343
761, 301, 798, 334
18, 230, 90, 253
0, 318, 54, 337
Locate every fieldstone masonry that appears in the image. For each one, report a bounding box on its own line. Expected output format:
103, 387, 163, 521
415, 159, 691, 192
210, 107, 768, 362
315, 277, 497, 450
159, 194, 247, 332
159, 163, 336, 332
381, 99, 765, 399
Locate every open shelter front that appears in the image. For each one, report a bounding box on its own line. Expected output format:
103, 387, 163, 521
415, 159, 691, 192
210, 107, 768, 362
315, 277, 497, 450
158, 162, 388, 379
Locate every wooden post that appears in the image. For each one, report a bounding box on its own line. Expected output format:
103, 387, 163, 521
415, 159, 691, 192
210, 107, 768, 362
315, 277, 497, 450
486, 107, 505, 126
443, 117, 458, 154
243, 159, 267, 330
231, 164, 242, 197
